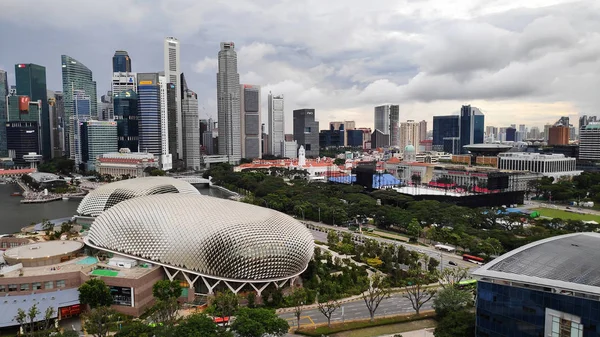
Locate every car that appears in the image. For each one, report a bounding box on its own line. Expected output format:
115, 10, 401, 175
566, 206, 571, 209
448, 261, 457, 266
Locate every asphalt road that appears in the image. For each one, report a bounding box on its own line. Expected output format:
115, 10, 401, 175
307, 222, 477, 272
279, 293, 433, 328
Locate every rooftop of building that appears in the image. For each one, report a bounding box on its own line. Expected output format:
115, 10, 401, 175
4, 240, 83, 260
498, 152, 573, 159
473, 232, 600, 295
584, 122, 600, 130
29, 172, 62, 182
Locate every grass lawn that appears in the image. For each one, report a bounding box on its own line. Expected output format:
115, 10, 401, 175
534, 208, 600, 222
333, 318, 437, 337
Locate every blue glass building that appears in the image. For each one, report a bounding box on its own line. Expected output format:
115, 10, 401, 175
506, 127, 516, 142
114, 90, 139, 152
473, 233, 600, 337
112, 51, 132, 72
432, 115, 459, 153
347, 129, 364, 147
459, 105, 485, 154
137, 73, 161, 156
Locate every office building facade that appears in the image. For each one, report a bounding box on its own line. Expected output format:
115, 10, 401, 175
112, 51, 132, 73
419, 120, 427, 142
459, 105, 484, 153
158, 75, 171, 170
71, 90, 91, 167
506, 127, 516, 142
579, 123, 600, 161
166, 83, 178, 163
136, 73, 162, 156
164, 37, 182, 158
6, 121, 39, 167
81, 120, 118, 172
373, 104, 399, 147
498, 152, 580, 180
114, 90, 139, 152
182, 88, 200, 170
432, 115, 459, 153
347, 129, 364, 147
61, 55, 97, 158
549, 126, 570, 145
268, 93, 285, 156
292, 109, 319, 157
15, 64, 49, 160
0, 70, 8, 157
217, 42, 241, 164
240, 84, 261, 159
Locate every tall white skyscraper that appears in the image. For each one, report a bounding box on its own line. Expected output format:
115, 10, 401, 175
240, 84, 261, 159
374, 104, 399, 147
158, 75, 172, 170
217, 42, 241, 164
164, 37, 182, 158
399, 120, 420, 151
268, 92, 284, 156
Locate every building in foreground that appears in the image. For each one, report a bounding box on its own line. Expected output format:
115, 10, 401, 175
473, 233, 600, 337
579, 123, 600, 161
95, 149, 158, 178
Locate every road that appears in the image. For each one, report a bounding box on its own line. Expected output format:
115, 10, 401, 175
279, 293, 433, 328
307, 221, 477, 271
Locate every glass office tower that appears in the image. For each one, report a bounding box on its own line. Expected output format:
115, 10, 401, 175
114, 90, 139, 152
459, 105, 485, 154
112, 51, 132, 72
137, 73, 161, 156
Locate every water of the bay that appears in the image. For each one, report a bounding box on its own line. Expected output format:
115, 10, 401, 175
0, 183, 232, 234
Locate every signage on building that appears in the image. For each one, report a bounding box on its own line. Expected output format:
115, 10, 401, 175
18, 96, 30, 112
139, 81, 153, 85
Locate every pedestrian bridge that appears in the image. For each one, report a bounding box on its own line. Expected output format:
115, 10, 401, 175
172, 176, 211, 185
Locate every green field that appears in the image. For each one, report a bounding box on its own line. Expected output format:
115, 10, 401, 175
534, 208, 600, 222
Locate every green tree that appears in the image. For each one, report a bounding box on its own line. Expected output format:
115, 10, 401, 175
403, 269, 436, 315
434, 310, 475, 337
362, 274, 391, 322
230, 308, 289, 337
289, 287, 308, 330
79, 279, 113, 309
316, 296, 340, 327
333, 158, 346, 166
114, 321, 155, 337
174, 313, 230, 337
327, 230, 339, 246
247, 292, 256, 308
212, 290, 239, 326
83, 306, 118, 337
151, 280, 182, 326
14, 304, 54, 337
438, 267, 470, 289
407, 218, 422, 241
432, 287, 473, 317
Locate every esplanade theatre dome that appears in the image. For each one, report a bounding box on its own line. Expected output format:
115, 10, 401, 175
77, 177, 199, 217
85, 194, 314, 282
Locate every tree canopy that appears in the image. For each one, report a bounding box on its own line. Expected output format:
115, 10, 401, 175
79, 279, 113, 309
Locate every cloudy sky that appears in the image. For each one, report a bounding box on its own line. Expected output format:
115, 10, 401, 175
1, 0, 598, 133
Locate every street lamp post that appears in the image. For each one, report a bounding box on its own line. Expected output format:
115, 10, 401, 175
318, 207, 321, 222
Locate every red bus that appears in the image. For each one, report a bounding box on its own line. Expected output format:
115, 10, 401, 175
463, 254, 484, 263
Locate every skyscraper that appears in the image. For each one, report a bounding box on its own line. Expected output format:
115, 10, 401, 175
164, 37, 182, 158
71, 90, 91, 167
61, 55, 97, 157
217, 42, 241, 164
432, 115, 459, 153
6, 97, 42, 166
137, 73, 162, 156
374, 104, 399, 147
114, 90, 139, 152
268, 92, 284, 156
166, 83, 178, 163
159, 75, 171, 170
240, 84, 261, 159
0, 70, 8, 157
293, 109, 319, 157
112, 51, 132, 72
182, 87, 200, 170
80, 120, 118, 172
419, 120, 427, 142
15, 63, 50, 160
399, 120, 420, 151
459, 105, 484, 153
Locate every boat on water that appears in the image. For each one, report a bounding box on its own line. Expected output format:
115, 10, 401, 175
62, 196, 70, 201
10, 192, 21, 197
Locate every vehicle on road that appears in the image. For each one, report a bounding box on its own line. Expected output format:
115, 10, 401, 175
448, 261, 457, 266
456, 279, 477, 290
463, 254, 485, 264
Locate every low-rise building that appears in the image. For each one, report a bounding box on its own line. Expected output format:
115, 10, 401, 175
498, 152, 580, 180
95, 149, 158, 178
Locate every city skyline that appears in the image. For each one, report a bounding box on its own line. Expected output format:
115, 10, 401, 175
0, 0, 598, 134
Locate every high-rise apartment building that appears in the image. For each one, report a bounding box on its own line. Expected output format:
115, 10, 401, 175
374, 104, 399, 147
217, 42, 241, 164
182, 87, 200, 170
293, 109, 319, 157
80, 120, 117, 172
419, 120, 427, 142
548, 126, 570, 145
114, 90, 139, 152
459, 105, 484, 153
15, 63, 50, 160
268, 92, 284, 156
112, 51, 132, 73
164, 37, 182, 158
61, 55, 97, 158
240, 84, 261, 159
137, 73, 162, 156
0, 70, 8, 157
399, 120, 420, 151
529, 126, 541, 140
580, 123, 600, 161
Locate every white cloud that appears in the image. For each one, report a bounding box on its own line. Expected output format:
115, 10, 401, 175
193, 57, 217, 73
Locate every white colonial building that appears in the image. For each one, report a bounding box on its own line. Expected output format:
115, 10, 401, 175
498, 152, 581, 180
